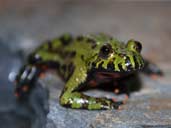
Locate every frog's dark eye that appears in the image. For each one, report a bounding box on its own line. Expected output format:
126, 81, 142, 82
99, 44, 112, 58
134, 41, 142, 52
127, 40, 142, 53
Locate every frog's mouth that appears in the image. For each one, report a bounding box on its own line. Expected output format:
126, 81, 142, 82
93, 57, 144, 74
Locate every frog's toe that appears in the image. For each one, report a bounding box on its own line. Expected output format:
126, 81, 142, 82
14, 83, 32, 100
155, 70, 164, 76
111, 101, 124, 109
150, 73, 163, 80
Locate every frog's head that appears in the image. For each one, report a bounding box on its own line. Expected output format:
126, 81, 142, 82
89, 35, 144, 73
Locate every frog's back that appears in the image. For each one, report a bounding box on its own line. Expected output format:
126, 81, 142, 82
29, 33, 125, 81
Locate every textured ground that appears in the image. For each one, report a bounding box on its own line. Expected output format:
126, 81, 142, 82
0, 1, 171, 128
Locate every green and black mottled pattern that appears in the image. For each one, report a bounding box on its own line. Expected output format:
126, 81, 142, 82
15, 33, 147, 110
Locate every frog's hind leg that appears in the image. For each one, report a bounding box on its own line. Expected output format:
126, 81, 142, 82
59, 66, 124, 110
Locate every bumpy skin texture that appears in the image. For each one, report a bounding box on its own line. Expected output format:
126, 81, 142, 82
14, 33, 162, 110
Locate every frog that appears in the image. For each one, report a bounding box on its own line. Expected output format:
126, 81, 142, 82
14, 33, 163, 110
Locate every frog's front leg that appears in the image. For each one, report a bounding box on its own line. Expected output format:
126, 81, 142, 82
141, 59, 163, 77
15, 47, 62, 99
59, 66, 123, 110
15, 64, 44, 99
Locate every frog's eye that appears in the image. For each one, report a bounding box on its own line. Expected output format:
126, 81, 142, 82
127, 40, 142, 53
99, 44, 112, 58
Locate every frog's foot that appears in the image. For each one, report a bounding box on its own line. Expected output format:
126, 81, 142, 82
111, 101, 123, 110
14, 65, 44, 100
112, 93, 129, 105
146, 68, 163, 80
60, 92, 123, 110
142, 60, 163, 78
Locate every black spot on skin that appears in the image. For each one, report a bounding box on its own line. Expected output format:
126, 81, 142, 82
69, 51, 76, 58
60, 97, 72, 108
91, 44, 97, 49
60, 87, 68, 96
87, 38, 95, 44
28, 53, 42, 64
76, 36, 84, 41
133, 56, 139, 69
118, 64, 124, 71
107, 62, 115, 70
118, 53, 125, 58
62, 65, 67, 72
91, 62, 97, 70
59, 34, 73, 45
82, 103, 88, 109
65, 62, 75, 81
87, 62, 91, 66
98, 61, 104, 69
60, 51, 76, 59
81, 55, 84, 61
47, 40, 52, 50
68, 63, 75, 72
87, 38, 97, 49
94, 97, 113, 110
